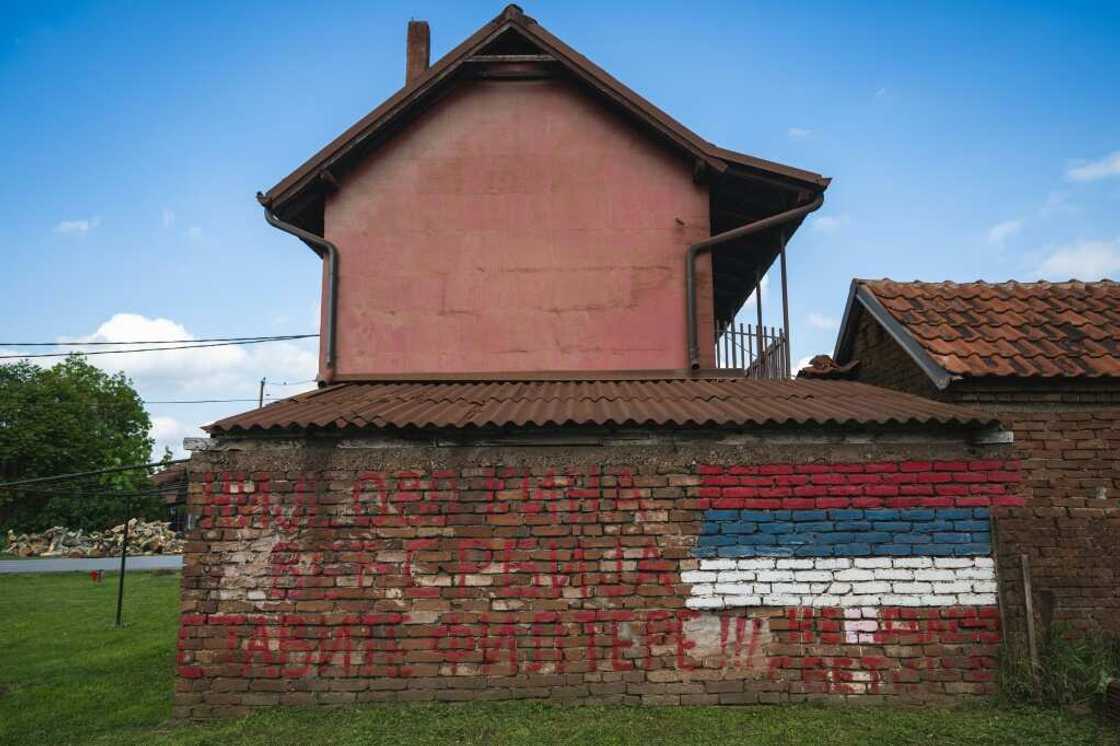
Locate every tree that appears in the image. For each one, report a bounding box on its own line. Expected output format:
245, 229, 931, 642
0, 356, 158, 532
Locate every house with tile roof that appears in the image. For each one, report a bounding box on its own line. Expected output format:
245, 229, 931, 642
825, 278, 1120, 639
176, 7, 1023, 719
832, 279, 1120, 395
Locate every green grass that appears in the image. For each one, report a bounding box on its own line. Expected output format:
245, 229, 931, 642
1, 573, 1116, 746
0, 572, 181, 744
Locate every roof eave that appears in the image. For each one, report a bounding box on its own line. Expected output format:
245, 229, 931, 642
260, 15, 513, 212
201, 378, 1001, 435
259, 8, 830, 217
835, 280, 958, 391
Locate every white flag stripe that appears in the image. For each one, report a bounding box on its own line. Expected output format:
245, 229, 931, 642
684, 556, 996, 609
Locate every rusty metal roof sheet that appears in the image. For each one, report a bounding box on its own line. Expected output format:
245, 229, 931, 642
844, 279, 1120, 381
205, 378, 997, 434
260, 4, 828, 219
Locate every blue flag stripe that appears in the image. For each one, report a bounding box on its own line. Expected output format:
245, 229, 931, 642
693, 507, 991, 559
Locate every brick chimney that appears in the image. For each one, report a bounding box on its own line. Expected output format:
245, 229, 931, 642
406, 20, 430, 85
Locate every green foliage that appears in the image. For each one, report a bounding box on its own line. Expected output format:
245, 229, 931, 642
0, 573, 1116, 745
0, 356, 156, 532
1001, 624, 1120, 708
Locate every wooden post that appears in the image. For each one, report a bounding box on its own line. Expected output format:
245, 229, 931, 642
779, 231, 791, 378
114, 516, 129, 627
990, 517, 1009, 654
755, 270, 764, 372
1021, 553, 1040, 691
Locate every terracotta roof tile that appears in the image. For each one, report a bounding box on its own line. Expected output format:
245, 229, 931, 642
796, 354, 860, 380
205, 378, 997, 434
860, 279, 1120, 379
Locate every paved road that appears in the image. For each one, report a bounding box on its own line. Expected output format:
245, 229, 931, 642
0, 555, 182, 573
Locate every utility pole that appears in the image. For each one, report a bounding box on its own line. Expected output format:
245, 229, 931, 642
115, 508, 129, 627
258, 377, 266, 408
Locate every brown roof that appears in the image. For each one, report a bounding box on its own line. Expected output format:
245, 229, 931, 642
260, 4, 828, 220
836, 279, 1120, 383
205, 379, 997, 434
151, 464, 187, 486
796, 355, 860, 380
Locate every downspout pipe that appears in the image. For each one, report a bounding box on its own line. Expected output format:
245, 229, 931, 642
686, 193, 824, 370
259, 202, 339, 382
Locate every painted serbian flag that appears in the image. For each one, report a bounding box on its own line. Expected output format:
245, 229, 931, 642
682, 460, 1017, 637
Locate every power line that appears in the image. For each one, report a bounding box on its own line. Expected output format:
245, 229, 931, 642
143, 397, 283, 404
144, 398, 258, 404
12, 485, 177, 500
7, 470, 185, 498
0, 459, 188, 489
270, 379, 318, 386
0, 334, 318, 346
143, 386, 317, 404
0, 335, 318, 360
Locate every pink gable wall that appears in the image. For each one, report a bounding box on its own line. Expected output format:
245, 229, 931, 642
323, 77, 714, 377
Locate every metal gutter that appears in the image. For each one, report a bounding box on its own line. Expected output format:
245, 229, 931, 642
327, 369, 743, 383
686, 194, 824, 370
260, 202, 339, 382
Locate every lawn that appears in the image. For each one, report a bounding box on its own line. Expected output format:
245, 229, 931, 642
0, 572, 1116, 745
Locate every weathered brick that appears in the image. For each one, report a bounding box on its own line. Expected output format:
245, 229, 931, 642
177, 452, 1017, 719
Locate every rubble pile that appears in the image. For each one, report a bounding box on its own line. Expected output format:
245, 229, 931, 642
5, 520, 184, 558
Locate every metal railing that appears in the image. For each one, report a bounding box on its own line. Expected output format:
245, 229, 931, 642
714, 322, 790, 380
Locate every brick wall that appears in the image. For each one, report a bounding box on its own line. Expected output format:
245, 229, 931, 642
175, 437, 1018, 718
845, 308, 938, 398
956, 393, 1120, 639
844, 310, 1120, 641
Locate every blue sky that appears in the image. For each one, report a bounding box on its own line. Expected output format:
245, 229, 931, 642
2, 0, 1118, 456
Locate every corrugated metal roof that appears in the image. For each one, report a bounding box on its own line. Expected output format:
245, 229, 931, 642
205, 378, 998, 434
859, 279, 1120, 379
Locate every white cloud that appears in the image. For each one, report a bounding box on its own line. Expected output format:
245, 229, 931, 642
61, 314, 246, 386
787, 127, 812, 139
54, 217, 100, 236
150, 416, 204, 458
1036, 238, 1120, 280
1066, 151, 1120, 182
6, 313, 319, 459
807, 312, 839, 331
811, 214, 849, 234
162, 208, 176, 228
1037, 190, 1076, 219
987, 219, 1022, 246
63, 313, 317, 390
65, 313, 317, 447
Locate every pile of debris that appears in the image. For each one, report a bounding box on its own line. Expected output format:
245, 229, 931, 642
5, 520, 185, 558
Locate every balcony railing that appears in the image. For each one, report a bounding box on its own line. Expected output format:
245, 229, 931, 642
714, 323, 790, 380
